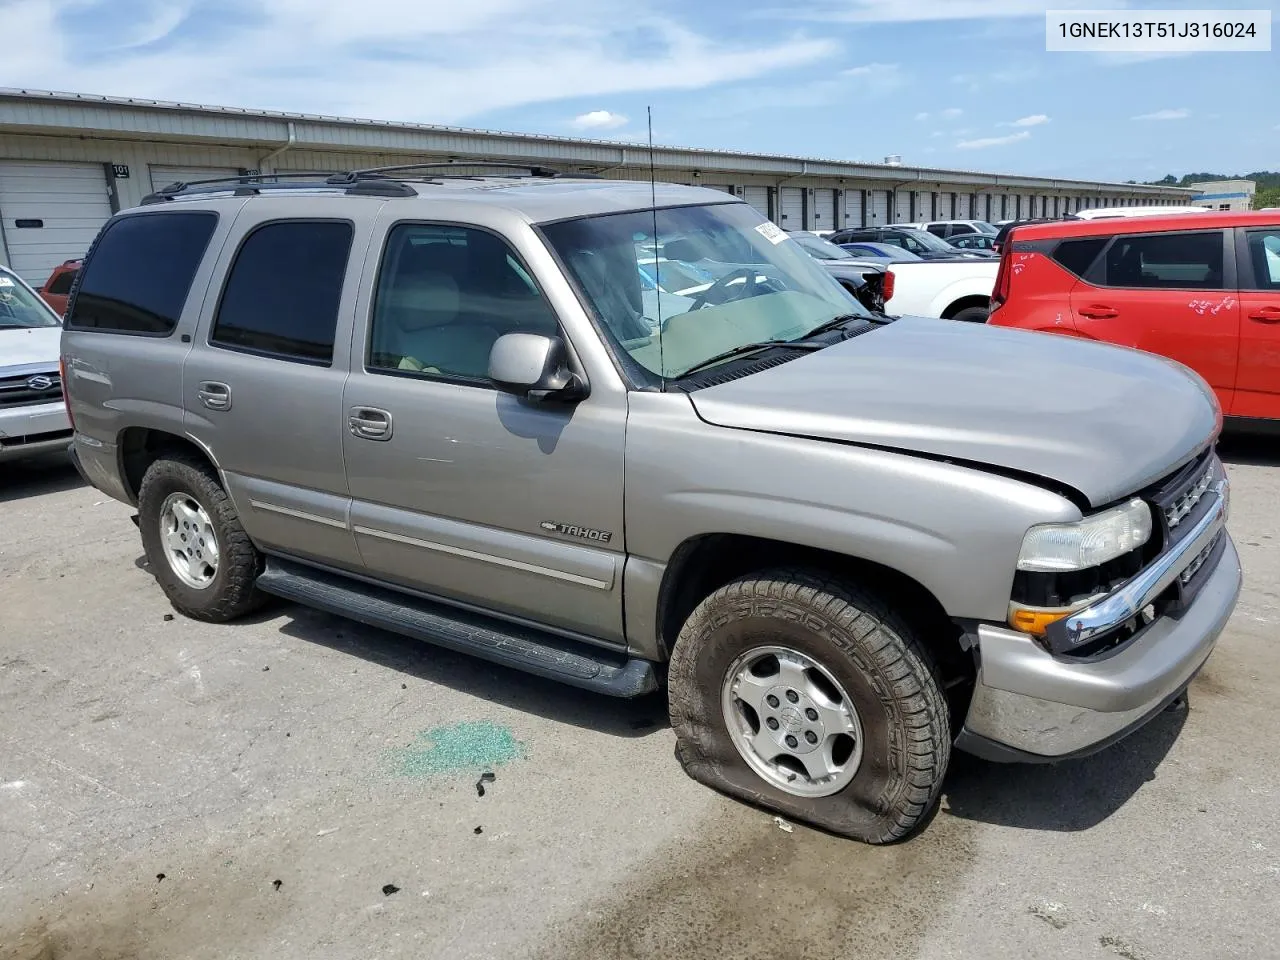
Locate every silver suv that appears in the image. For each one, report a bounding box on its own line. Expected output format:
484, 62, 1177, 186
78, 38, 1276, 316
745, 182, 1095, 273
62, 166, 1242, 844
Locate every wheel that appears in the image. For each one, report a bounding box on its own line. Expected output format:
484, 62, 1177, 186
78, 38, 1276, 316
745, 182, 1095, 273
950, 305, 989, 323
137, 453, 266, 622
667, 569, 951, 844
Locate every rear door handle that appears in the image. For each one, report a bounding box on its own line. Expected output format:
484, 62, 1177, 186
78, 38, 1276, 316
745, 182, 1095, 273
1247, 307, 1280, 324
348, 406, 393, 441
197, 381, 231, 411
1078, 305, 1119, 320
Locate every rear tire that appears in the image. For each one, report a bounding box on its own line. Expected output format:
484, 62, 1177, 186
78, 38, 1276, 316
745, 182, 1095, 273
951, 305, 990, 323
667, 569, 951, 844
137, 454, 266, 622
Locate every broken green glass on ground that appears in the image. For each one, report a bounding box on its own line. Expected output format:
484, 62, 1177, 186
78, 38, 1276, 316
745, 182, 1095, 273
386, 721, 526, 778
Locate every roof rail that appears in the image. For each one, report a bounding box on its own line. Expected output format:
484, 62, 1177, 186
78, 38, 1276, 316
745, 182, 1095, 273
325, 161, 564, 184
140, 171, 417, 205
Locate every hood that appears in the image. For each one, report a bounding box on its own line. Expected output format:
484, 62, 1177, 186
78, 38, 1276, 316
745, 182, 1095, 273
0, 326, 62, 371
688, 317, 1217, 507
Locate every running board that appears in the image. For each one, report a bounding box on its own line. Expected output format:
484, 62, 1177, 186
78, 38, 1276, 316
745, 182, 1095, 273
256, 557, 658, 698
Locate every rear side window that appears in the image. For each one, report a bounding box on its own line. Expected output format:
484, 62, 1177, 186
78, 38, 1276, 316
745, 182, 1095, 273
46, 268, 78, 296
66, 213, 217, 334
1243, 230, 1280, 290
210, 220, 353, 364
1051, 237, 1107, 278
925, 225, 947, 237
1103, 232, 1224, 289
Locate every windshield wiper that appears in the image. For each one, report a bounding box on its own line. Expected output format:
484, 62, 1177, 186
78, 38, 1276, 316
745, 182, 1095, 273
796, 313, 872, 340
676, 338, 823, 378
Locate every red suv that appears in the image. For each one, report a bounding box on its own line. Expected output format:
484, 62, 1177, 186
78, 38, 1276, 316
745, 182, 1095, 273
36, 259, 81, 316
987, 211, 1280, 427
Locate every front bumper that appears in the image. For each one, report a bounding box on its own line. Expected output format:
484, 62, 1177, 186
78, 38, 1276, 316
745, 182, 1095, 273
0, 401, 72, 462
958, 484, 1242, 762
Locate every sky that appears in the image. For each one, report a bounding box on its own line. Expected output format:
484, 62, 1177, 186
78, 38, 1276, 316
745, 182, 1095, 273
1, 0, 1276, 182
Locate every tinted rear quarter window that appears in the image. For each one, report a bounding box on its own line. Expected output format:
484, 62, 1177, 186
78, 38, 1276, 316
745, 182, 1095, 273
1051, 237, 1107, 278
66, 213, 217, 334
210, 220, 353, 364
1103, 231, 1224, 289
46, 268, 78, 296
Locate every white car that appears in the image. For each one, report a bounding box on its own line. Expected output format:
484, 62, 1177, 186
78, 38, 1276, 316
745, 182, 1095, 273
1073, 205, 1209, 220
881, 258, 999, 323
0, 264, 72, 462
890, 219, 997, 241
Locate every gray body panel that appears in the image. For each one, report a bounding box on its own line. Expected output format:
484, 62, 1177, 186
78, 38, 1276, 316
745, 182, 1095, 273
689, 317, 1217, 508
60, 176, 1237, 760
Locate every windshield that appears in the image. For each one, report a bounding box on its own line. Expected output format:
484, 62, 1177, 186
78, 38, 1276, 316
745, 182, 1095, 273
0, 269, 61, 329
974, 221, 998, 235
543, 203, 871, 380
894, 229, 958, 254
788, 232, 853, 260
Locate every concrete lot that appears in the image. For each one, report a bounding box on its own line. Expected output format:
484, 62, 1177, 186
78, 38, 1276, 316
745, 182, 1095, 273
1, 439, 1277, 960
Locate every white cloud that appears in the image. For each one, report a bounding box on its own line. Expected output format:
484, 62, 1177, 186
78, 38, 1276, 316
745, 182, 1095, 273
839, 62, 906, 92
941, 107, 963, 119
571, 110, 627, 130
915, 111, 931, 121
929, 130, 943, 138
0, 0, 840, 124
768, 0, 1110, 22
956, 130, 1031, 150
1003, 113, 1049, 127
1132, 108, 1190, 121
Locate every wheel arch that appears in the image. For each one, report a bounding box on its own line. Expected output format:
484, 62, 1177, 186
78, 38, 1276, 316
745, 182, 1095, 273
118, 427, 223, 504
940, 294, 992, 320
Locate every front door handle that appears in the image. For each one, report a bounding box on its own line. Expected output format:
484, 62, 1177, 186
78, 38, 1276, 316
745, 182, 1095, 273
1078, 305, 1119, 320
348, 406, 393, 441
197, 381, 231, 411
1247, 306, 1280, 324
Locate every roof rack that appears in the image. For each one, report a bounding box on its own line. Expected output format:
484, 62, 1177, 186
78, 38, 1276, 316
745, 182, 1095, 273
139, 160, 600, 205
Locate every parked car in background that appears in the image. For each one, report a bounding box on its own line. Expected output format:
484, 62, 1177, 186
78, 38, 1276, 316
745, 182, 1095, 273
893, 220, 997, 241
836, 241, 923, 263
948, 234, 996, 252
829, 227, 995, 260
36, 259, 81, 316
882, 258, 999, 322
786, 230, 891, 312
63, 170, 1241, 845
986, 210, 1280, 427
0, 263, 72, 462
992, 217, 1076, 254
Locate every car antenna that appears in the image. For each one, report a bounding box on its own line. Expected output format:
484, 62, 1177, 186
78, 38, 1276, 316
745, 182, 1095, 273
647, 105, 666, 390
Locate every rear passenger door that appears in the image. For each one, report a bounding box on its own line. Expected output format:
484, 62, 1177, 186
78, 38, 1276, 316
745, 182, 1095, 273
183, 199, 378, 572
1071, 229, 1240, 412
1233, 226, 1280, 420
341, 218, 627, 645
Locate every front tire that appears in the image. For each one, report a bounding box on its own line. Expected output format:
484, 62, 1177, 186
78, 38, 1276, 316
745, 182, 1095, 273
137, 454, 266, 622
667, 569, 951, 844
951, 305, 990, 323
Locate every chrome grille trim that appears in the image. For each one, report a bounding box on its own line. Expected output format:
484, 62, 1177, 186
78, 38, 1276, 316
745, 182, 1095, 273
1164, 457, 1215, 531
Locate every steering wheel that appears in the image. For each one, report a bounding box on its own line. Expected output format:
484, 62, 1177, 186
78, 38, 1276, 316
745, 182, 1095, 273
687, 267, 763, 311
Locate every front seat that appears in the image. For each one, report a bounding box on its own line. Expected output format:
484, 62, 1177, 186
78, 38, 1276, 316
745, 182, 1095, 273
377, 270, 499, 379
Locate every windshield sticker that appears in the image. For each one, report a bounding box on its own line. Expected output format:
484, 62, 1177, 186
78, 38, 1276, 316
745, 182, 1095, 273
754, 221, 788, 245
0, 276, 14, 287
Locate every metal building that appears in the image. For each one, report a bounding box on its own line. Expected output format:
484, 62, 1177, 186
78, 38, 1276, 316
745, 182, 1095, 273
0, 88, 1195, 285
1188, 179, 1257, 212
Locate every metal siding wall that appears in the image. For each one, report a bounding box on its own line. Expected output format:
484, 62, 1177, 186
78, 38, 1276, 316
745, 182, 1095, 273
147, 164, 243, 193
779, 187, 804, 228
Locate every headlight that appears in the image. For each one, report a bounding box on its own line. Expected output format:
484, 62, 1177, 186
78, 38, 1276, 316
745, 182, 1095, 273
1017, 498, 1152, 573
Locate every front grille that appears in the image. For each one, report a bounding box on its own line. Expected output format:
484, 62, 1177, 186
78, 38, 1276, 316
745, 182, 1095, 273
0, 371, 62, 409
1165, 458, 1215, 532
1180, 533, 1221, 586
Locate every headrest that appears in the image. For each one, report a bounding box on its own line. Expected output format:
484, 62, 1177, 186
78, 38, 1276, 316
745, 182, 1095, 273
383, 270, 460, 331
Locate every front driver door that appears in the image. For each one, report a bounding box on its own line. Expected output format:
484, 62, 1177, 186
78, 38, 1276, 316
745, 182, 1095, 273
341, 218, 627, 646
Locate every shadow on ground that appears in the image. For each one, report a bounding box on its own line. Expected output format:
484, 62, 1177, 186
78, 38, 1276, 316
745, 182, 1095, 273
1218, 433, 1280, 467
0, 453, 83, 502
272, 601, 668, 739
943, 696, 1188, 831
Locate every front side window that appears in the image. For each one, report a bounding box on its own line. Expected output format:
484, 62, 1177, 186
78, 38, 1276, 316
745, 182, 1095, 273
368, 224, 560, 383
1243, 230, 1280, 289
211, 220, 353, 364
0, 268, 60, 329
66, 212, 217, 334
1103, 231, 1224, 289
542, 202, 869, 382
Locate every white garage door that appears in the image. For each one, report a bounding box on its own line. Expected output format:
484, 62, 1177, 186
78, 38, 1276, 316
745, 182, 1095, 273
744, 186, 770, 219
148, 165, 243, 194
892, 191, 911, 223
956, 193, 971, 218
0, 161, 114, 285
701, 184, 734, 194
842, 189, 864, 228
870, 190, 890, 225
810, 188, 835, 231
914, 191, 931, 221
779, 187, 804, 228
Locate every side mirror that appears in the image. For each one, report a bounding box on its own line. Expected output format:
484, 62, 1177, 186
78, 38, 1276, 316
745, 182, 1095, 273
488, 333, 587, 402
